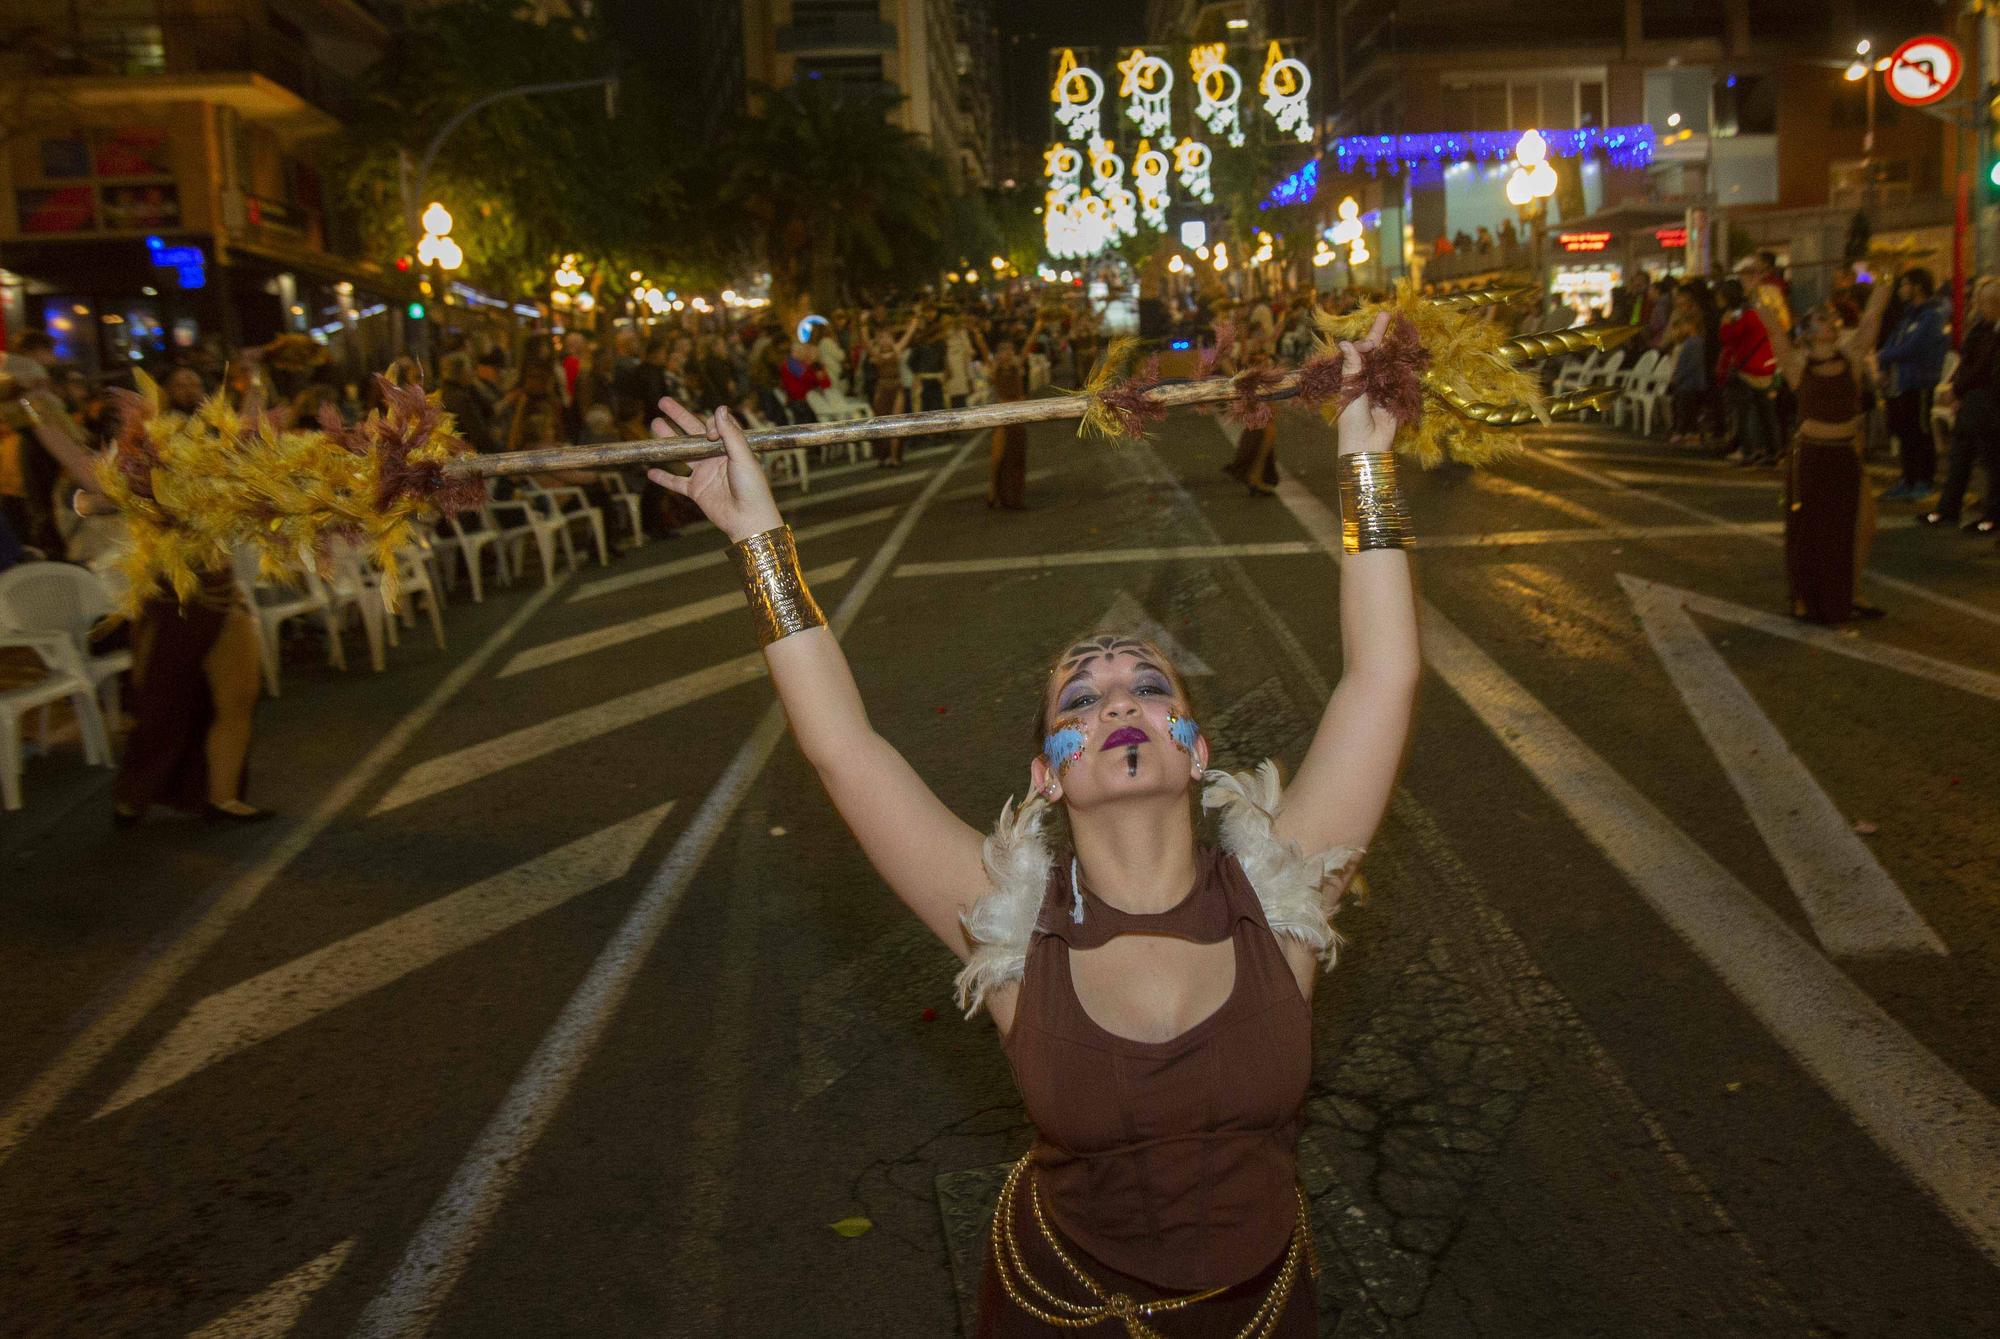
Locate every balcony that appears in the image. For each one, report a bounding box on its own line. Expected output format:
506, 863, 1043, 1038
777, 17, 897, 55
18, 17, 358, 124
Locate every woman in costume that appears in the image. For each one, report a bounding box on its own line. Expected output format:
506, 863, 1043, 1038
1760, 278, 1893, 624
986, 332, 1032, 510
1222, 329, 1283, 496
645, 313, 1417, 1335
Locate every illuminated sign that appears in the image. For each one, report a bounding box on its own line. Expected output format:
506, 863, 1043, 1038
1654, 226, 1687, 248
1558, 231, 1614, 252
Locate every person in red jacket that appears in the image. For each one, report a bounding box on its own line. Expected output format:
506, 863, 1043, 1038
779, 340, 831, 420
1716, 278, 1780, 464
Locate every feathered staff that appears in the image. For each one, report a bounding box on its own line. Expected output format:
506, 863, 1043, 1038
90, 285, 1632, 609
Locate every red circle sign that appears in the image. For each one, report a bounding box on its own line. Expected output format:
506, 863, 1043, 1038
1885, 35, 1961, 107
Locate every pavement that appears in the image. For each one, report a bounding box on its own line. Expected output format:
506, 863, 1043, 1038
2, 405, 1997, 1338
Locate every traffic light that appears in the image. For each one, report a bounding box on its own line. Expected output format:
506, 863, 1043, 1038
1987, 84, 2000, 196
406, 301, 425, 320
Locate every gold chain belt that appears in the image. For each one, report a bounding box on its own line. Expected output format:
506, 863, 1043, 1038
988, 1154, 1318, 1339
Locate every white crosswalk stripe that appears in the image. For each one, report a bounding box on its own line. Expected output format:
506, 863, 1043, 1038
185, 1239, 355, 1339
568, 506, 898, 603
1623, 574, 1946, 957
1094, 591, 1214, 675
499, 560, 857, 678
98, 804, 676, 1117
370, 656, 763, 813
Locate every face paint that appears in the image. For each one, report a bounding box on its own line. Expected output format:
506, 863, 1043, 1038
1125, 744, 1140, 777
1167, 711, 1200, 758
1042, 716, 1088, 777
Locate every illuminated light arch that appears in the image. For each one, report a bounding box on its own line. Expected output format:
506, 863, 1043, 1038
1051, 48, 1105, 141
1190, 44, 1245, 147
1259, 41, 1313, 142
1117, 48, 1175, 138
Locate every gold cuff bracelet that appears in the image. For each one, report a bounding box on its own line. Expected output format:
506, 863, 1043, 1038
730, 525, 826, 646
1336, 451, 1411, 553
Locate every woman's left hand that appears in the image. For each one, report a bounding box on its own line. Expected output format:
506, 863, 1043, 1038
1335, 311, 1399, 454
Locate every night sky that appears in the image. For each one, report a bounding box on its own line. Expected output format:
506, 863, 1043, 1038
991, 0, 1147, 156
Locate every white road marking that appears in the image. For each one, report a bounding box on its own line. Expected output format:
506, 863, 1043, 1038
1470, 470, 1629, 527
937, 467, 1055, 504
350, 433, 985, 1339
1655, 578, 2000, 702
1417, 604, 2000, 1265
1603, 468, 1785, 490
893, 524, 1786, 579
1095, 591, 1214, 674
370, 655, 765, 814
895, 541, 1321, 577
1529, 445, 2000, 630
1277, 468, 2000, 1264
499, 560, 857, 678
1621, 575, 1945, 957
97, 804, 676, 1117
780, 462, 944, 512
0, 583, 565, 1169
187, 1239, 356, 1339
567, 506, 897, 603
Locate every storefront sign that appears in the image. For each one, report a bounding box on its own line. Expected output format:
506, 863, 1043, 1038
1557, 231, 1613, 253
1654, 226, 1687, 248
16, 187, 94, 234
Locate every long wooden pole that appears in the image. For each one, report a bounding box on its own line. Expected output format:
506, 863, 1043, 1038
445, 374, 1286, 478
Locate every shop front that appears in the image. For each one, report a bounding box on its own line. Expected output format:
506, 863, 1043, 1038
1546, 203, 1693, 321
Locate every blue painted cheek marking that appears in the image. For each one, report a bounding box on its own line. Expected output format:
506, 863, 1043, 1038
1168, 713, 1200, 756
1043, 723, 1087, 774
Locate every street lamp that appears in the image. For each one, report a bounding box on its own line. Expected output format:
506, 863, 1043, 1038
1507, 131, 1558, 293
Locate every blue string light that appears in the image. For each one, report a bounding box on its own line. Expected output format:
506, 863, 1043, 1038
1260, 158, 1318, 209
1329, 124, 1656, 177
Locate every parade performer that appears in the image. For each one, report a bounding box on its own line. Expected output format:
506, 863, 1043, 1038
645, 313, 1417, 1336
1760, 280, 1892, 624
986, 337, 1031, 510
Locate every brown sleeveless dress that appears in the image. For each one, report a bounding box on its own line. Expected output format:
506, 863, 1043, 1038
975, 846, 1318, 1335
1785, 353, 1863, 624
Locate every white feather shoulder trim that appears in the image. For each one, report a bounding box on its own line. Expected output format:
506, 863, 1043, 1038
1199, 760, 1363, 970
952, 762, 1363, 1017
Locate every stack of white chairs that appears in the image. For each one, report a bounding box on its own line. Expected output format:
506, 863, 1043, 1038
806, 388, 874, 466
1619, 352, 1676, 436
1608, 349, 1661, 429
0, 564, 123, 808
520, 481, 609, 568
1552, 348, 1608, 397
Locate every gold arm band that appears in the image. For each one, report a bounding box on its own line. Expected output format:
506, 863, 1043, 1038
729, 525, 826, 645
1336, 451, 1411, 554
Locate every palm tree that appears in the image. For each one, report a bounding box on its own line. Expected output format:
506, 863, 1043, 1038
722, 81, 953, 312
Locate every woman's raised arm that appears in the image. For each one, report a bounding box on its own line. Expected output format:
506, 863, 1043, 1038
647, 399, 989, 956
1272, 314, 1421, 864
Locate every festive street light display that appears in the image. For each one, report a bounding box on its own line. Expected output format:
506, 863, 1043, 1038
1505, 129, 1558, 208
1331, 125, 1654, 180
1043, 40, 1312, 259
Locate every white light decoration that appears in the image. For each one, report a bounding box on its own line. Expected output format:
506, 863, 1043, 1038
1527, 159, 1557, 195
1118, 47, 1175, 138
1051, 48, 1105, 142
1179, 220, 1207, 249
1189, 44, 1245, 148
1088, 138, 1139, 240
1168, 253, 1187, 273
1259, 41, 1313, 143
1173, 137, 1214, 204
1133, 139, 1171, 231
1313, 237, 1335, 267
1213, 241, 1229, 272
420, 202, 453, 236
1329, 196, 1362, 245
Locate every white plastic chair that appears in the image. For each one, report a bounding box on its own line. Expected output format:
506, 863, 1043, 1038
234, 547, 341, 697
484, 498, 572, 586
523, 481, 608, 567
596, 473, 648, 549
0, 629, 107, 808
1630, 357, 1676, 436
301, 543, 388, 673
0, 563, 128, 759
440, 512, 512, 602
384, 543, 446, 651
1552, 349, 1605, 396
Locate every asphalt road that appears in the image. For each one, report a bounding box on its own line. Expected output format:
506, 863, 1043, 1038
2, 405, 1997, 1338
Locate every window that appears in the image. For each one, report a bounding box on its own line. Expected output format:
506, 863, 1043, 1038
1713, 72, 1775, 137
1442, 73, 1603, 131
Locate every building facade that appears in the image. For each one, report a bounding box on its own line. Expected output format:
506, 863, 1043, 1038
1322, 0, 1957, 309
0, 0, 397, 371
741, 0, 988, 186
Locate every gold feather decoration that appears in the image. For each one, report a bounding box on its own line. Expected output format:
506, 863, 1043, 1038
96, 372, 484, 616
1070, 335, 1141, 439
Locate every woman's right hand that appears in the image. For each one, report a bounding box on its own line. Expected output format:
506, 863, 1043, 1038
645, 397, 783, 544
